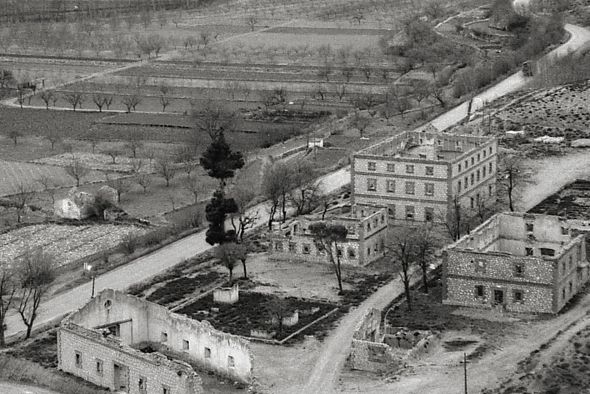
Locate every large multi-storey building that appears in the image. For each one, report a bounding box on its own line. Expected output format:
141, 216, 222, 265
442, 213, 589, 313
270, 204, 388, 266
352, 131, 498, 223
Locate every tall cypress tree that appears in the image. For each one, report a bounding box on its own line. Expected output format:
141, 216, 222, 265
200, 130, 244, 245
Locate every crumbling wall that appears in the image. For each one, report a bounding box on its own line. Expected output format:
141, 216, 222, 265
65, 289, 253, 384
349, 339, 400, 373
213, 284, 239, 304
352, 308, 382, 342
58, 324, 202, 394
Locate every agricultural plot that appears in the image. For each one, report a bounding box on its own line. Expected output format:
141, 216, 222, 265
0, 223, 148, 267
177, 291, 338, 342
0, 159, 112, 197
33, 152, 156, 174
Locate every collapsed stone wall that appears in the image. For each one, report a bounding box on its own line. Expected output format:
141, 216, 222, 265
58, 324, 202, 394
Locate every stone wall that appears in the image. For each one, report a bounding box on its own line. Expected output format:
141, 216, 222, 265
213, 285, 239, 304
63, 289, 252, 384
349, 339, 399, 373
58, 324, 202, 394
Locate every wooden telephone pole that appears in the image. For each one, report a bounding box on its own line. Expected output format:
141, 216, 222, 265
463, 352, 468, 394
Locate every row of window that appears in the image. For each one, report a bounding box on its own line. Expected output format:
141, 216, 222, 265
457, 162, 493, 193
159, 332, 235, 368
474, 286, 524, 303
457, 145, 494, 173
74, 352, 172, 394
274, 240, 385, 259
366, 162, 435, 176
388, 205, 435, 222
367, 179, 435, 197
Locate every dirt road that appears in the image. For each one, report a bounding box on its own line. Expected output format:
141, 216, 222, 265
3, 166, 350, 340
0, 382, 58, 394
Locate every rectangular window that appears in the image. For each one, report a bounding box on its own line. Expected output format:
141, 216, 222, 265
514, 263, 525, 278
162, 385, 170, 394
367, 161, 376, 171
75, 351, 82, 368
477, 153, 480, 162
425, 166, 434, 176
161, 332, 168, 342
458, 180, 462, 193
182, 340, 190, 351
464, 160, 468, 169
513, 290, 523, 303
405, 181, 415, 195
483, 166, 486, 177
288, 242, 296, 252
470, 173, 474, 185
470, 197, 474, 209
139, 377, 147, 394
405, 206, 415, 220
367, 178, 377, 192
471, 157, 474, 165
425, 207, 434, 222
489, 162, 493, 173
475, 285, 485, 298
302, 244, 311, 254
488, 184, 493, 197
561, 226, 568, 235
525, 247, 533, 256
96, 359, 103, 376
526, 223, 533, 232
406, 164, 414, 174
388, 204, 395, 218
489, 146, 493, 154
424, 183, 434, 196
386, 180, 396, 193
458, 164, 462, 172
464, 176, 468, 189
474, 260, 486, 273
204, 347, 211, 358
275, 242, 283, 252
228, 355, 235, 368
540, 248, 555, 257
483, 150, 486, 158
476, 169, 480, 182
387, 163, 395, 172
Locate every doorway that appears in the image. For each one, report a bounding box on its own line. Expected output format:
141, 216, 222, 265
493, 289, 504, 305
113, 363, 129, 392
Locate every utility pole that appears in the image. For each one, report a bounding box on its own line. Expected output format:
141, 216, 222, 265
463, 352, 468, 394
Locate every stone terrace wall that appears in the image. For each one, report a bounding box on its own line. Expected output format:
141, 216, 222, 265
58, 324, 201, 394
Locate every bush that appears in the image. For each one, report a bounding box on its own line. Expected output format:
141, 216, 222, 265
121, 233, 138, 254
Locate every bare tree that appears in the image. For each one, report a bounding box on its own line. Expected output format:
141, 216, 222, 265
65, 159, 90, 187
106, 176, 131, 203
92, 92, 109, 112
216, 243, 240, 281
351, 111, 371, 137
63, 92, 84, 111
103, 148, 120, 164
499, 153, 525, 212
159, 84, 171, 112
156, 157, 176, 187
230, 174, 259, 242
16, 248, 56, 339
0, 260, 17, 347
261, 161, 289, 229
246, 15, 257, 31
45, 128, 62, 150
11, 182, 35, 224
37, 175, 56, 205
414, 225, 438, 294
267, 297, 290, 336
288, 161, 320, 216
122, 92, 142, 113
185, 174, 204, 204
389, 228, 417, 311
309, 222, 348, 292
136, 173, 152, 194
125, 131, 143, 158
39, 90, 54, 109
7, 130, 22, 146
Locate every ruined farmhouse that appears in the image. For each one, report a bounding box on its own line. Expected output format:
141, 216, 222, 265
352, 131, 497, 223
270, 204, 388, 266
58, 289, 252, 394
443, 213, 589, 313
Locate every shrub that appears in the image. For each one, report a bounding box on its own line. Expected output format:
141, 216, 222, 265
121, 233, 138, 254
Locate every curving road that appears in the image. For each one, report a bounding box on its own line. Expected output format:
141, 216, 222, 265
300, 22, 590, 394
2, 19, 589, 394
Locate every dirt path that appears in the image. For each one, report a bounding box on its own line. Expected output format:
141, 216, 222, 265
0, 381, 58, 394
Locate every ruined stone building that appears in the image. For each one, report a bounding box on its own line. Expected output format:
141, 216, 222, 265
349, 308, 439, 372
443, 213, 589, 313
58, 289, 252, 394
352, 131, 497, 223
270, 204, 388, 266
